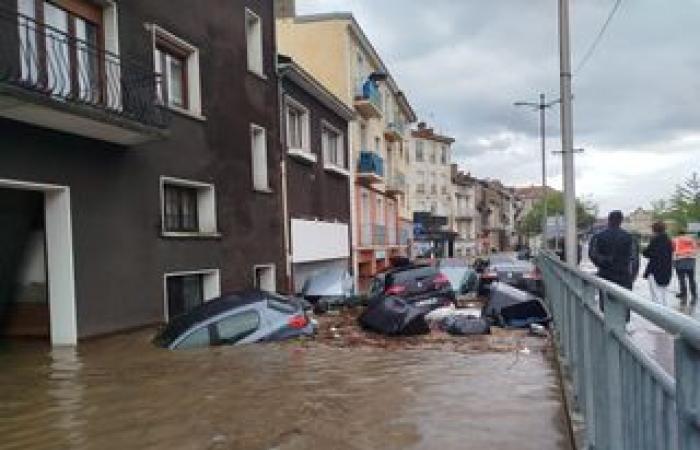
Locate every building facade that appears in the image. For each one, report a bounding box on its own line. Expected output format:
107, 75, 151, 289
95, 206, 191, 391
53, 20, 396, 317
275, 4, 417, 291
477, 180, 517, 254
451, 166, 479, 258
278, 56, 355, 293
0, 0, 285, 344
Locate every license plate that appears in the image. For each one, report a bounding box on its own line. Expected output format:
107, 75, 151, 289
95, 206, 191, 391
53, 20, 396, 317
416, 298, 438, 307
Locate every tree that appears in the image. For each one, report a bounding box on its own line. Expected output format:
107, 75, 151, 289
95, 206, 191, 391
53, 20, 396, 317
650, 172, 700, 234
517, 191, 598, 236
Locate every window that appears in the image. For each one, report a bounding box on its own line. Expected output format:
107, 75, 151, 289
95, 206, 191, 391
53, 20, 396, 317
285, 97, 311, 158
430, 143, 437, 163
151, 25, 202, 116
374, 137, 381, 154
416, 184, 425, 194
360, 122, 368, 149
323, 122, 346, 170
155, 43, 188, 109
416, 141, 424, 162
251, 125, 269, 191
254, 265, 276, 292
18, 0, 104, 102
215, 311, 260, 344
164, 184, 198, 232
166, 273, 204, 319
431, 184, 438, 195
441, 146, 448, 165
160, 177, 217, 235
246, 8, 263, 76
176, 326, 211, 350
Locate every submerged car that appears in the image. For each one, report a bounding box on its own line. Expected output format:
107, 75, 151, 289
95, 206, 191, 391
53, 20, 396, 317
154, 291, 316, 350
436, 259, 478, 296
368, 264, 455, 311
478, 252, 543, 296
300, 268, 354, 312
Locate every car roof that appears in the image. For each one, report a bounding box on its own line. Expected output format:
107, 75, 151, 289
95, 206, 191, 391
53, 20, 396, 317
381, 264, 433, 276
156, 290, 270, 346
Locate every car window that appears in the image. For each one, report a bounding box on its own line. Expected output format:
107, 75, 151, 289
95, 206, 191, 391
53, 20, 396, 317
369, 276, 385, 296
391, 267, 437, 285
267, 298, 296, 314
175, 326, 211, 350
215, 310, 260, 344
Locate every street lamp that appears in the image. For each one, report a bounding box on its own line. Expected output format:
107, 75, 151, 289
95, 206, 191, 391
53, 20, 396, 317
514, 94, 560, 249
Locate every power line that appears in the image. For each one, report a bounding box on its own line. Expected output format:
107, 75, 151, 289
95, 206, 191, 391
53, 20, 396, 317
574, 0, 623, 75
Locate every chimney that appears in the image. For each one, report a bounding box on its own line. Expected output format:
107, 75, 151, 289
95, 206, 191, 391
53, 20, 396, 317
417, 121, 427, 130
275, 0, 296, 19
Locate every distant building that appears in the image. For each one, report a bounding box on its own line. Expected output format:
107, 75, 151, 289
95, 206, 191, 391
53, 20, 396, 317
622, 208, 654, 240
451, 166, 479, 258
408, 122, 455, 217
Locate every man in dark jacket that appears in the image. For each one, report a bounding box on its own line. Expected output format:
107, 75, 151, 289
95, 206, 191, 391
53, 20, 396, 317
642, 221, 673, 306
589, 211, 639, 322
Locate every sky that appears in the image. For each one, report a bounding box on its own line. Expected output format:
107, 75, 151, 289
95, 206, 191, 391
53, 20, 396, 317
295, 0, 700, 215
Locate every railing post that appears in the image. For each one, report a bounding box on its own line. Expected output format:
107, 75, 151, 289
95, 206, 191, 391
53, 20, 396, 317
580, 282, 597, 448
675, 337, 700, 450
603, 291, 626, 449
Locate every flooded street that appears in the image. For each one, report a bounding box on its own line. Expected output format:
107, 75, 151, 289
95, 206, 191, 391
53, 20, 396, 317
0, 324, 571, 450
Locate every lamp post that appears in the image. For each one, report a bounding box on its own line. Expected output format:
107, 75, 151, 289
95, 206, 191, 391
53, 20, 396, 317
514, 94, 560, 249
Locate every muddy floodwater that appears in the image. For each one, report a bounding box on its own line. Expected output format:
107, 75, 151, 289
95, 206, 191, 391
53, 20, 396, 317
1, 318, 571, 450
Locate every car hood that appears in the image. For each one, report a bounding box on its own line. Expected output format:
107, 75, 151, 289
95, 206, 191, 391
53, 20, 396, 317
301, 270, 353, 297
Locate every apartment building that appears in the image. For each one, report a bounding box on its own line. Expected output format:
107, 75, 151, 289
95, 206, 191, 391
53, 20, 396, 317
0, 0, 284, 344
275, 2, 417, 290
278, 56, 355, 293
477, 180, 517, 254
408, 122, 455, 218
451, 166, 479, 258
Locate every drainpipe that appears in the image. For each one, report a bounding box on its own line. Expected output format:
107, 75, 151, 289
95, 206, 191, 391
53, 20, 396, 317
278, 79, 293, 293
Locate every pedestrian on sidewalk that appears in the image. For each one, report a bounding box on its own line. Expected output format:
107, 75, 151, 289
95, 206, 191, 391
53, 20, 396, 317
673, 229, 698, 305
642, 221, 673, 306
589, 210, 640, 322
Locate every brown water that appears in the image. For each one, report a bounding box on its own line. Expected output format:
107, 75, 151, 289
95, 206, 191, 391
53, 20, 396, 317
0, 330, 570, 450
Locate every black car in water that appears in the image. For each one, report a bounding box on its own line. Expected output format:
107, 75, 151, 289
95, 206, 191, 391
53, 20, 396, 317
478, 253, 544, 296
368, 265, 455, 310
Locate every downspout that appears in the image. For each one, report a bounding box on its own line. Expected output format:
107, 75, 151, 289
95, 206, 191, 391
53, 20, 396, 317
278, 76, 293, 293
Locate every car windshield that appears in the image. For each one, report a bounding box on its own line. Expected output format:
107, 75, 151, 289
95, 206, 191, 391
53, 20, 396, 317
489, 253, 517, 264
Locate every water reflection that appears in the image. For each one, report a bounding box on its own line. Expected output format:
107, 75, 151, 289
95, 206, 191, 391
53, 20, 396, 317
0, 331, 570, 450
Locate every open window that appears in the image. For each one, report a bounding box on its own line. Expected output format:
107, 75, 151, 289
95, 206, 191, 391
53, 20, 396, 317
245, 8, 264, 77
250, 124, 269, 192
160, 177, 218, 236
164, 269, 220, 321
322, 121, 347, 175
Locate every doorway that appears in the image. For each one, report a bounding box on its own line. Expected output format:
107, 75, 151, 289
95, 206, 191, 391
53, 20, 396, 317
0, 180, 77, 345
254, 265, 276, 293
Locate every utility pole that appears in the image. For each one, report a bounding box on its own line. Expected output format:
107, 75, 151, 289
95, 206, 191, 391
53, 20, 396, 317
514, 94, 559, 250
559, 0, 577, 265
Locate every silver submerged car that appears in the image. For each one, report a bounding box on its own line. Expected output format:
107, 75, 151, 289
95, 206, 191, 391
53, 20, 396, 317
154, 291, 316, 350
300, 268, 354, 312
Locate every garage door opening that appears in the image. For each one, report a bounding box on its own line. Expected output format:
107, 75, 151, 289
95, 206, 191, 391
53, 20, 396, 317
0, 180, 77, 346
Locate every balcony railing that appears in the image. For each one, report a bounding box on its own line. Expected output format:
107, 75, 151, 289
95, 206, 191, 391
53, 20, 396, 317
357, 150, 384, 181
386, 170, 406, 194
354, 78, 382, 119
359, 224, 387, 247
0, 8, 167, 130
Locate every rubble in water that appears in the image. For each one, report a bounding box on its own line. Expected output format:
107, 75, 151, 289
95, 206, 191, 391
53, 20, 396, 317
302, 302, 551, 355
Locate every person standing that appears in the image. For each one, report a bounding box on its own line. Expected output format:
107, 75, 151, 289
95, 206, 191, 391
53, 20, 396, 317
673, 229, 698, 305
589, 211, 640, 322
642, 222, 673, 306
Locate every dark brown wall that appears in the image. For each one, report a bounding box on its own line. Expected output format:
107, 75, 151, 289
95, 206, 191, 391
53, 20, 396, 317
0, 0, 285, 337
281, 79, 351, 224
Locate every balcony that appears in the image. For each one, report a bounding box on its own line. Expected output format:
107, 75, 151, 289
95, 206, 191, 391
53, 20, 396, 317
0, 8, 168, 146
454, 209, 476, 220
354, 79, 382, 119
385, 170, 406, 195
359, 224, 387, 247
384, 121, 404, 142
357, 150, 384, 184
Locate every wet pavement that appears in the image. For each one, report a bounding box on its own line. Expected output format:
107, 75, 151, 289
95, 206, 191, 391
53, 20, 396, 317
0, 310, 572, 450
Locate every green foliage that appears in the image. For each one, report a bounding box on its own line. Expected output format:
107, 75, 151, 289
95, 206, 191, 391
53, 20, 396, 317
517, 191, 598, 236
652, 172, 700, 234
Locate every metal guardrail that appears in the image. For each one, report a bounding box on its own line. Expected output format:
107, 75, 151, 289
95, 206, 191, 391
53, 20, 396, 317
538, 251, 700, 450
0, 8, 167, 128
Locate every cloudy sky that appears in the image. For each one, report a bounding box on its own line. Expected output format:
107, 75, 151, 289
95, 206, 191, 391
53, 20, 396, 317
296, 0, 700, 215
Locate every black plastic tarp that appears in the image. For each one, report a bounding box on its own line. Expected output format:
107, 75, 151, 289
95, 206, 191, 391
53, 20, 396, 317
439, 315, 491, 336
359, 296, 430, 336
482, 282, 550, 328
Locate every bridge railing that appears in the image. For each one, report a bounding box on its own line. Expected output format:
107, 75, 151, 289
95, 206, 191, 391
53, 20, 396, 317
538, 251, 700, 450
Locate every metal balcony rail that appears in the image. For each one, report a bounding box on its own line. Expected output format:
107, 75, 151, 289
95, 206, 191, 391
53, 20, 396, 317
357, 150, 384, 177
0, 8, 167, 128
386, 121, 405, 135
359, 224, 387, 246
386, 171, 406, 190
538, 251, 700, 450
355, 78, 381, 110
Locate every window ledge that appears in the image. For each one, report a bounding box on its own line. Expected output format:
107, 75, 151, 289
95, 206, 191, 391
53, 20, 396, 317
288, 148, 317, 164
161, 231, 222, 240
324, 164, 350, 177
254, 187, 274, 195
167, 105, 207, 122
248, 68, 267, 81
